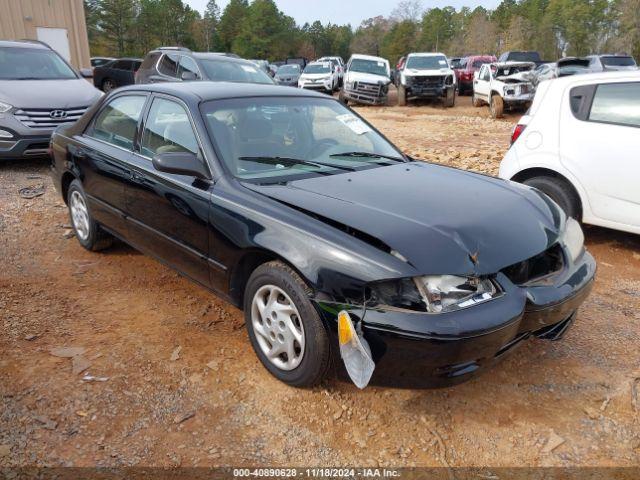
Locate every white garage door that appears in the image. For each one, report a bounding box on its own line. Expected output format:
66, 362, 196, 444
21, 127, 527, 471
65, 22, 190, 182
36, 27, 71, 62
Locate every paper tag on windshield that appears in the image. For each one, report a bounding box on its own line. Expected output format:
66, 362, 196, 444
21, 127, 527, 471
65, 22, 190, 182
336, 114, 371, 135
439, 60, 447, 66
241, 65, 257, 73
377, 61, 384, 67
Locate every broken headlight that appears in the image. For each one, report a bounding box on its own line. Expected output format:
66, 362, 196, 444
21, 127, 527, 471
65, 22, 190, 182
370, 276, 499, 314
562, 217, 584, 262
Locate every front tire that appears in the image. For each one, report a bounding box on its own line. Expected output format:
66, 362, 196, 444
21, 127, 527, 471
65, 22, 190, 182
472, 92, 483, 107
67, 179, 113, 251
522, 176, 580, 220
444, 88, 456, 108
397, 84, 407, 106
244, 261, 330, 388
338, 89, 348, 105
490, 94, 504, 118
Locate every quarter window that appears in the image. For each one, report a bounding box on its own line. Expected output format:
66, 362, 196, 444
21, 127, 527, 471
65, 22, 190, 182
158, 53, 179, 77
87, 95, 147, 149
141, 98, 200, 157
589, 82, 640, 128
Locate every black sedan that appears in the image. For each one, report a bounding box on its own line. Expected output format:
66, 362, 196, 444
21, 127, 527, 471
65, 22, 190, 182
93, 58, 142, 93
50, 82, 595, 388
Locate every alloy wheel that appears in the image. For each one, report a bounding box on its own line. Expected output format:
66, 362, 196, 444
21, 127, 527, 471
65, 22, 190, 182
70, 190, 90, 241
251, 284, 305, 371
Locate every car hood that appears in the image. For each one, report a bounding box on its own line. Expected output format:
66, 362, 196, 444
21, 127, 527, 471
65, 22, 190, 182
300, 73, 331, 80
245, 162, 564, 277
345, 71, 390, 84
0, 79, 102, 109
275, 73, 300, 80
404, 68, 452, 76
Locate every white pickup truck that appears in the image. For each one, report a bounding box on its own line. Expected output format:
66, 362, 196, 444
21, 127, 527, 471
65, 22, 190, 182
472, 62, 535, 118
339, 54, 391, 106
397, 52, 456, 107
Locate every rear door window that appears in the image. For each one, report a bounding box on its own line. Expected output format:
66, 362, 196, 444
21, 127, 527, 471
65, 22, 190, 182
177, 56, 201, 79
87, 95, 147, 149
158, 54, 179, 77
589, 82, 640, 128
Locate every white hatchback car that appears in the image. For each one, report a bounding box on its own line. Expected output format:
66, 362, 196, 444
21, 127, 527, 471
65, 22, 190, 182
500, 71, 640, 235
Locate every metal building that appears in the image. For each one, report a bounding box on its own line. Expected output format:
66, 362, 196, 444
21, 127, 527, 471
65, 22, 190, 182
0, 0, 91, 68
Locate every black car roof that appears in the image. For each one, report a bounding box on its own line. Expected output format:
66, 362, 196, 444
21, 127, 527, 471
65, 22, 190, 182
116, 81, 330, 102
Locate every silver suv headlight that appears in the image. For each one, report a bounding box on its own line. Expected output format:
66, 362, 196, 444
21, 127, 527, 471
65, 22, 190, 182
370, 275, 500, 314
562, 217, 584, 262
0, 101, 13, 113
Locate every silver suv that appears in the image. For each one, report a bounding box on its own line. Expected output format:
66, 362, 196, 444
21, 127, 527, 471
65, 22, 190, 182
135, 47, 274, 85
0, 40, 102, 160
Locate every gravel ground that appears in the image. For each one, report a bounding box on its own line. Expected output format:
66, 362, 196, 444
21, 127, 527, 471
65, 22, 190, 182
1, 95, 639, 468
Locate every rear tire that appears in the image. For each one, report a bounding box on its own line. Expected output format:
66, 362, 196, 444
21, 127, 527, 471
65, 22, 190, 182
244, 261, 330, 388
102, 78, 116, 93
397, 84, 407, 106
522, 176, 580, 220
490, 94, 504, 118
67, 179, 113, 251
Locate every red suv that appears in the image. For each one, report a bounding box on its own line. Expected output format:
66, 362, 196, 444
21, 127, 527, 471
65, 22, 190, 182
455, 55, 496, 94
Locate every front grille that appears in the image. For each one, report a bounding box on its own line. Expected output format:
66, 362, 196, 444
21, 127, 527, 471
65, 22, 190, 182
411, 75, 444, 87
354, 81, 382, 96
14, 107, 88, 128
502, 243, 564, 285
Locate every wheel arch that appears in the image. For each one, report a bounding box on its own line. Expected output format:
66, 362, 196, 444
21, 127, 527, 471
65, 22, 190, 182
228, 248, 312, 309
60, 170, 77, 205
511, 167, 584, 221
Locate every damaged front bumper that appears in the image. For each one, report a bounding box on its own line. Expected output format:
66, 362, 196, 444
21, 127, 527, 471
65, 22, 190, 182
315, 250, 596, 388
343, 86, 388, 106
405, 84, 455, 99
503, 91, 535, 105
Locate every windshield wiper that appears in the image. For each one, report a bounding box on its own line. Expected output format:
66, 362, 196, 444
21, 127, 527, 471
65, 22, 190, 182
238, 156, 356, 172
329, 151, 406, 163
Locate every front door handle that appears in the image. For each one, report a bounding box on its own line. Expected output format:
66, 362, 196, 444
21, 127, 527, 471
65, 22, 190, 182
130, 171, 144, 182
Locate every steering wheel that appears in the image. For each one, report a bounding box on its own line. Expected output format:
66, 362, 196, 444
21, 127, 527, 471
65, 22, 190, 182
305, 138, 338, 158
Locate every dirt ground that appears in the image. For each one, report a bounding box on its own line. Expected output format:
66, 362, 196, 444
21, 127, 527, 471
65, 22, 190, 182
1, 95, 640, 469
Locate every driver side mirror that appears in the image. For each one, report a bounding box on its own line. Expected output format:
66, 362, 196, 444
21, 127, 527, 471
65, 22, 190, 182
152, 152, 210, 180
79, 68, 93, 79
181, 71, 198, 81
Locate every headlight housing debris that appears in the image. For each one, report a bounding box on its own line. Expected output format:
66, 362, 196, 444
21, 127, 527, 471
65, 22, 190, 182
370, 275, 500, 314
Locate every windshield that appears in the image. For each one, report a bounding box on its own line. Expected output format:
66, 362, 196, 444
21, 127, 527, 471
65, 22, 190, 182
495, 65, 533, 76
201, 97, 403, 183
405, 55, 448, 70
508, 52, 540, 62
472, 59, 491, 69
349, 58, 388, 77
198, 59, 274, 84
277, 65, 300, 75
303, 63, 331, 74
602, 56, 636, 67
0, 47, 77, 80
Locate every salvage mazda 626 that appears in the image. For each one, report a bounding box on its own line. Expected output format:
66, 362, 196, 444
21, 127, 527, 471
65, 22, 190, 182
50, 82, 595, 388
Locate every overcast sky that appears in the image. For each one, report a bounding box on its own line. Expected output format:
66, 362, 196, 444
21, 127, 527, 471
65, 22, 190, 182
183, 0, 501, 27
